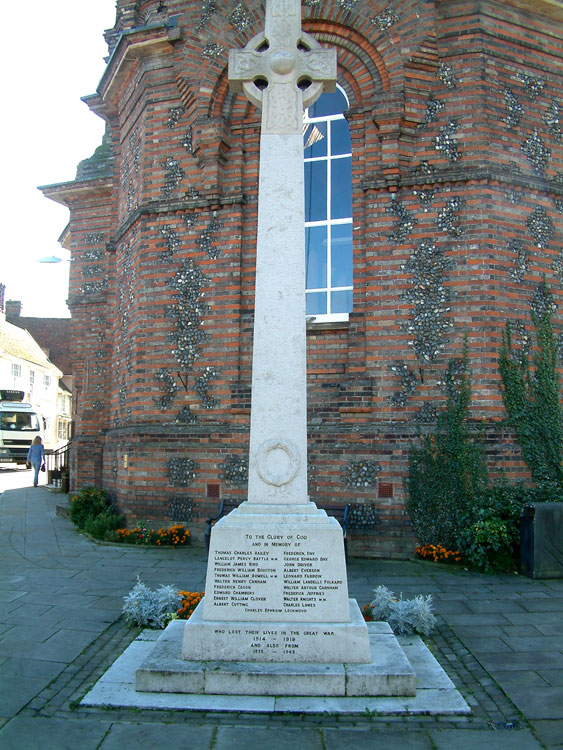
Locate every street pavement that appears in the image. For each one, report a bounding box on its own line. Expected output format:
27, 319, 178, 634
0, 468, 562, 749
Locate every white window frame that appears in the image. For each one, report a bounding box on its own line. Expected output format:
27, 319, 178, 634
304, 85, 353, 323
60, 394, 71, 416
58, 419, 69, 441
11, 363, 22, 378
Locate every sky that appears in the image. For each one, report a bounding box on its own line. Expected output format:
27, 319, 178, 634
1, 1, 118, 318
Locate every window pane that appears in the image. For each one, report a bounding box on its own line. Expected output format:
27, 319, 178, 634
331, 289, 353, 313
330, 158, 352, 219
309, 89, 348, 118
303, 121, 327, 158
330, 119, 351, 155
0, 411, 40, 431
306, 291, 327, 315
304, 160, 327, 222
305, 226, 327, 289
331, 224, 353, 287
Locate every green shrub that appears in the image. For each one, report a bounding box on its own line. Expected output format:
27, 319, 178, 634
457, 483, 541, 572
499, 282, 563, 488
521, 482, 563, 503
459, 517, 514, 572
69, 487, 110, 529
83, 512, 126, 540
407, 341, 488, 549
69, 487, 125, 537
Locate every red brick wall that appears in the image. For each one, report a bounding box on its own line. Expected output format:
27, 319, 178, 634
44, 0, 562, 557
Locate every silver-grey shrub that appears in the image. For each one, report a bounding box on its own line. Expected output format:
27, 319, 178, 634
122, 577, 181, 628
368, 585, 436, 636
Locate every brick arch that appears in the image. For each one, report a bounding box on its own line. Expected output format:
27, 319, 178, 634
204, 65, 255, 124
304, 20, 394, 96
209, 23, 395, 124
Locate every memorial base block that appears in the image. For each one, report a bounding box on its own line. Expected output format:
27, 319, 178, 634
182, 599, 371, 663
136, 619, 416, 697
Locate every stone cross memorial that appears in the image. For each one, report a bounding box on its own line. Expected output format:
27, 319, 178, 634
137, 0, 416, 697
188, 0, 363, 652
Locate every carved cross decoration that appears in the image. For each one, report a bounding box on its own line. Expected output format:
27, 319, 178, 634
228, 0, 337, 134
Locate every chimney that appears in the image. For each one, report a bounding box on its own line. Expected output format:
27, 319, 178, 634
5, 300, 22, 319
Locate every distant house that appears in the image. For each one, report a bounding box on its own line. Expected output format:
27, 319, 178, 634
4, 300, 73, 393
0, 291, 66, 449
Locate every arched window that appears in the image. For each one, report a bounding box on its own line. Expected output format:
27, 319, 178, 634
304, 85, 353, 319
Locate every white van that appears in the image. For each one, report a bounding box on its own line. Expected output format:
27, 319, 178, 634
0, 400, 44, 465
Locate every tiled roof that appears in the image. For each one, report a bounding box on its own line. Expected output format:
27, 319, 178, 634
5, 316, 71, 375
0, 318, 62, 376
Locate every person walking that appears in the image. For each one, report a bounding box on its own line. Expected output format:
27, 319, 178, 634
26, 436, 45, 487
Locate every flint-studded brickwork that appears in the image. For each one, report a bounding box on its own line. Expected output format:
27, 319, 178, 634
41, 0, 562, 558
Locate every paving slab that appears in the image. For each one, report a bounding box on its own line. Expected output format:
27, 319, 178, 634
100, 722, 216, 749
431, 598, 473, 613
501, 635, 563, 651
429, 727, 545, 749
491, 670, 552, 688
507, 687, 563, 720
529, 720, 563, 747
0, 589, 28, 603
4, 603, 54, 622
520, 599, 563, 613
0, 656, 65, 681
215, 726, 323, 750
0, 676, 58, 718
538, 670, 563, 687
444, 613, 512, 626
505, 612, 563, 626
500, 626, 543, 637
0, 715, 112, 750
27, 627, 96, 662
476, 652, 563, 672
455, 637, 514, 653
451, 626, 506, 638
535, 622, 563, 636
323, 728, 433, 750
0, 624, 59, 655
465, 599, 528, 614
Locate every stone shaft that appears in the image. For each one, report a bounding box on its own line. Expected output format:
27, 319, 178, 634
228, 0, 336, 505
247, 132, 308, 505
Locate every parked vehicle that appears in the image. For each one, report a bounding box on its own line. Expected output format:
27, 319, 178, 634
0, 391, 44, 465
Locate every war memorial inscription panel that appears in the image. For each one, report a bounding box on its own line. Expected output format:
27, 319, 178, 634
203, 523, 350, 623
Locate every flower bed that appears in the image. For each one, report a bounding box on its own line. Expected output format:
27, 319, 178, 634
113, 524, 190, 547
415, 543, 461, 564
177, 591, 204, 619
